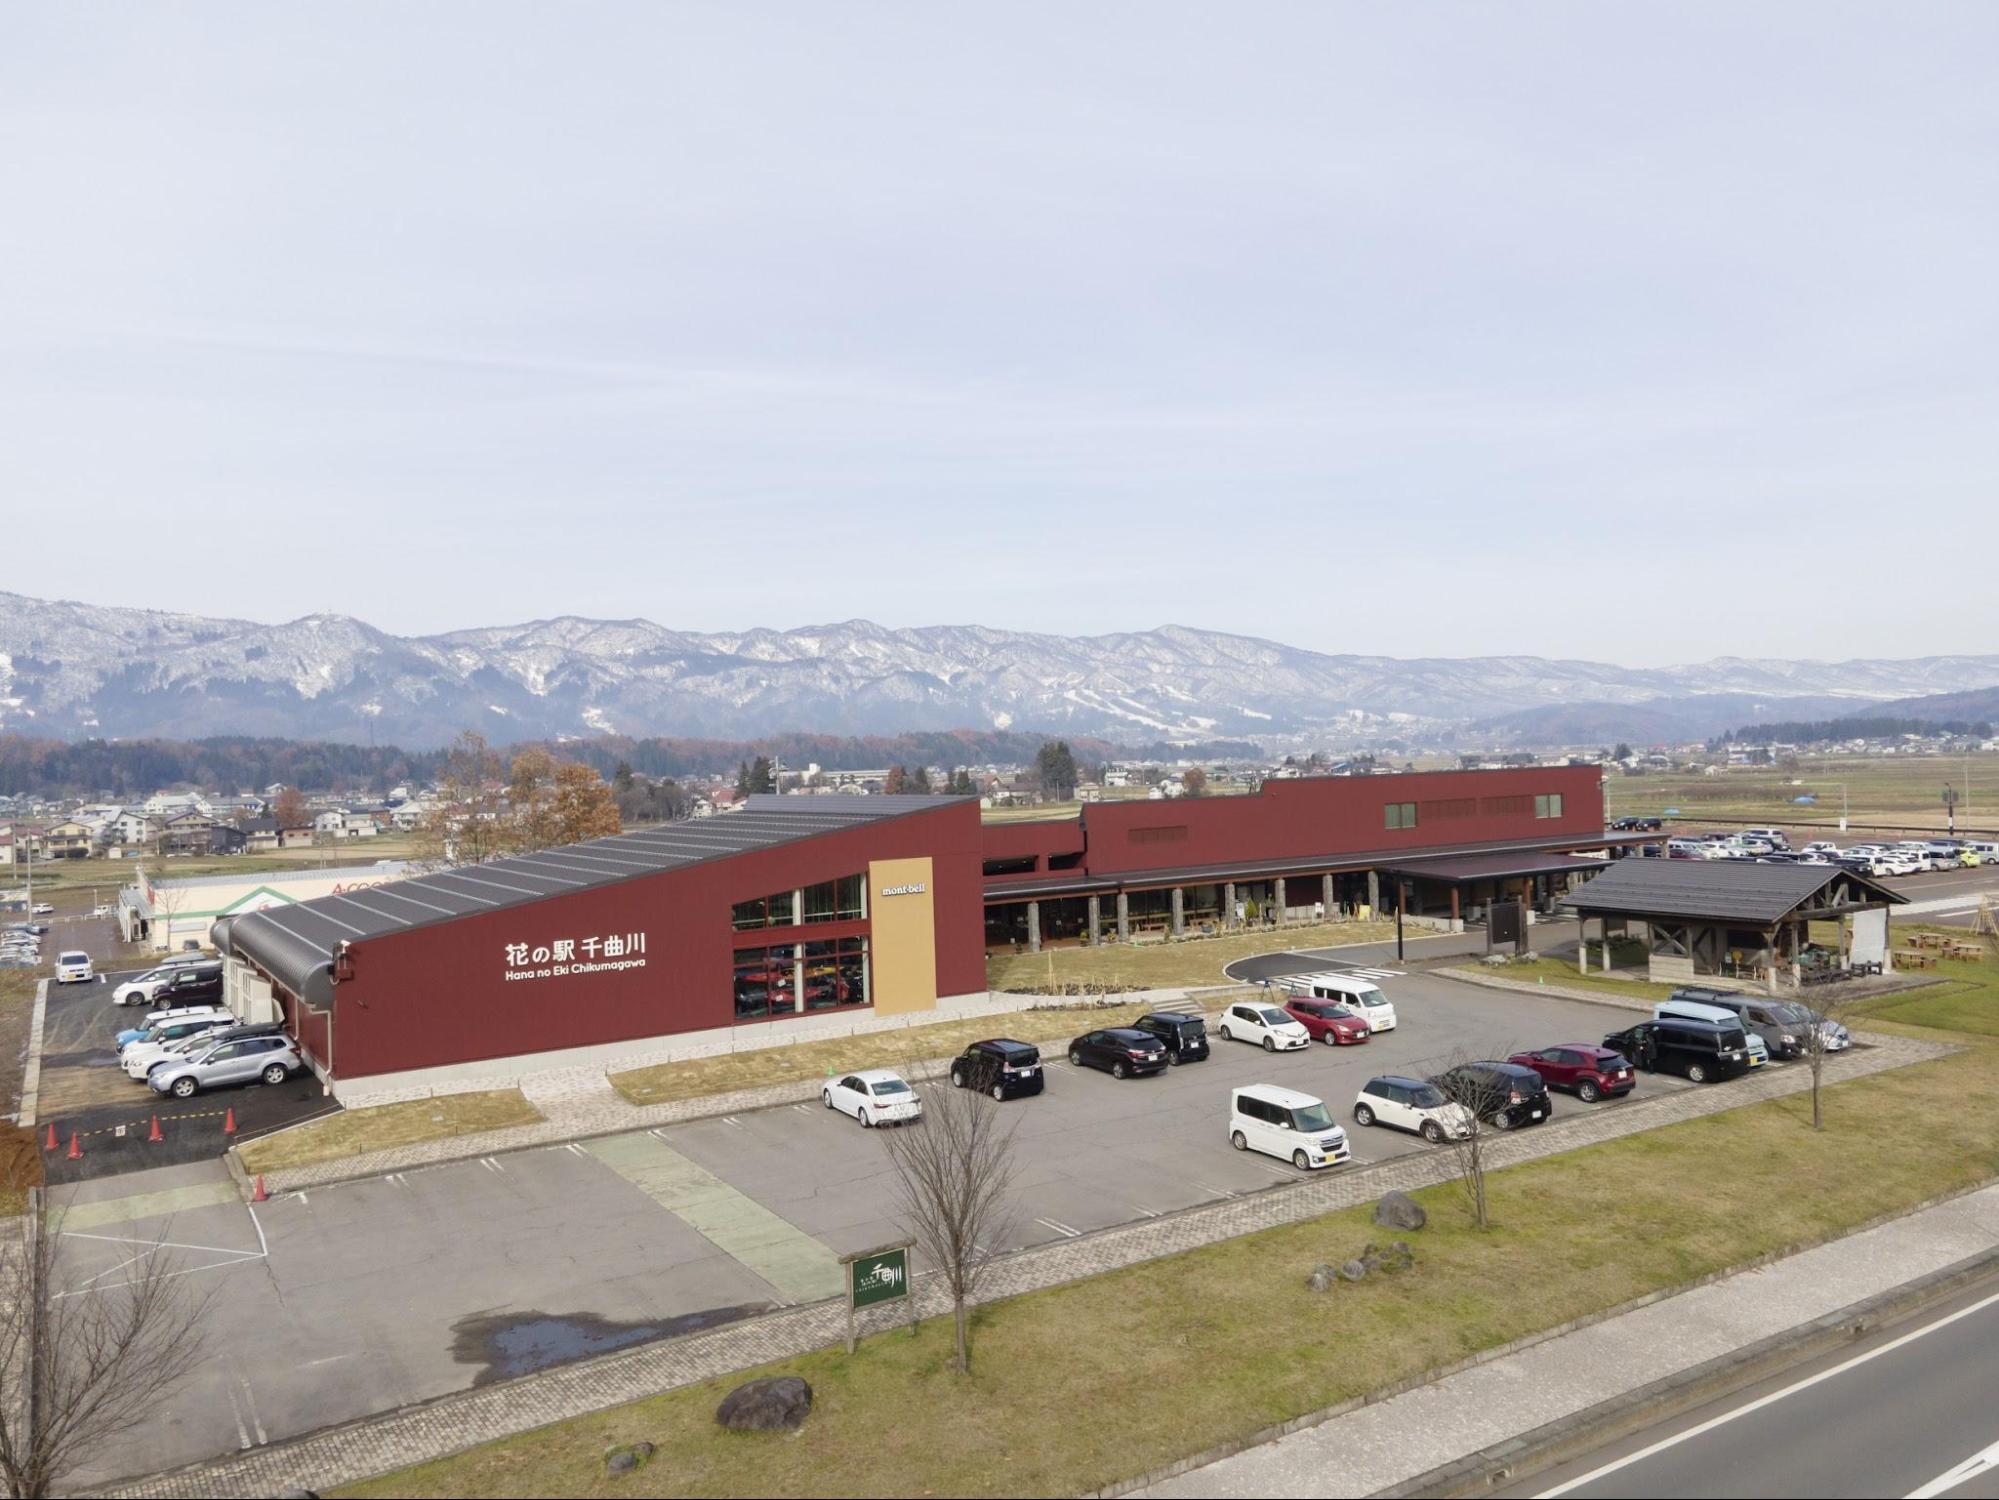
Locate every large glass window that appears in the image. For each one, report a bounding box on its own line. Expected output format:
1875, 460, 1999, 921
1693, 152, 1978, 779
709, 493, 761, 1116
802, 937, 869, 1011
732, 943, 798, 1018
803, 873, 865, 924
731, 889, 796, 931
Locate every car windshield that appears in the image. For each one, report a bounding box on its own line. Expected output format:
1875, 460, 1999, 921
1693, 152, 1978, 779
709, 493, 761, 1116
1258, 1008, 1293, 1026
1288, 1102, 1334, 1132
1351, 985, 1385, 1006
1408, 1084, 1446, 1108
870, 1079, 911, 1096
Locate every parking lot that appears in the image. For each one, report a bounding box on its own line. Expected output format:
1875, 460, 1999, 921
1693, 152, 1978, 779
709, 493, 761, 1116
58, 967, 1743, 1488
35, 964, 338, 1185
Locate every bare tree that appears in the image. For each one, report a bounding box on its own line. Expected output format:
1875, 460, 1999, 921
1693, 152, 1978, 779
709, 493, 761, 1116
1425, 1051, 1528, 1231
1787, 990, 1860, 1132
879, 1084, 1019, 1373
0, 1191, 212, 1497
142, 874, 190, 956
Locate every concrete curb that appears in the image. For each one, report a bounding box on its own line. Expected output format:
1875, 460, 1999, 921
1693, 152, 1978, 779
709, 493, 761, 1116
1377, 1243, 1999, 1498
1092, 1172, 1999, 1500
18, 978, 48, 1129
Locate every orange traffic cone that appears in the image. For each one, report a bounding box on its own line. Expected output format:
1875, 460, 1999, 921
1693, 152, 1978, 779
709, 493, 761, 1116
251, 1175, 268, 1203
43, 1122, 56, 1152
147, 1114, 164, 1143
65, 1131, 81, 1161
222, 1108, 237, 1137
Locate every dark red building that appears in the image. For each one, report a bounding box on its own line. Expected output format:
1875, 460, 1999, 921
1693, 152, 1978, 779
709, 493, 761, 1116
214, 768, 1619, 1096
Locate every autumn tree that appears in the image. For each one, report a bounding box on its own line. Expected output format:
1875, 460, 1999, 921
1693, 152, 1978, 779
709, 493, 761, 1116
549, 761, 622, 844
415, 731, 508, 866
1181, 768, 1209, 797
271, 786, 309, 828
883, 765, 909, 795
504, 749, 620, 853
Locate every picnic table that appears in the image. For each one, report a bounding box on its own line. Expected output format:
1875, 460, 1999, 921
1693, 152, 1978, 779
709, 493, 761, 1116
1909, 931, 1949, 950
1944, 941, 1986, 962
1895, 950, 1937, 969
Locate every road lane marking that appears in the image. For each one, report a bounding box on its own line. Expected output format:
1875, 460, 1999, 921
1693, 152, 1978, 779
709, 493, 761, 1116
1539, 1287, 1999, 1497
1908, 1437, 1999, 1498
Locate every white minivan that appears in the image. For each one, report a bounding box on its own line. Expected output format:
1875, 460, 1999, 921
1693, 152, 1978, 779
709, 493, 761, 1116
1229, 1085, 1352, 1171
1654, 999, 1768, 1066
1274, 972, 1398, 1032
55, 951, 94, 985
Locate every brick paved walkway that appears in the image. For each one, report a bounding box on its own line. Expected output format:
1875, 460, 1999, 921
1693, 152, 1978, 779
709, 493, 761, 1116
110, 1028, 1950, 1498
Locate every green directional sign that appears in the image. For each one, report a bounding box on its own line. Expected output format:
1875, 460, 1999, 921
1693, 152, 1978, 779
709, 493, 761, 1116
849, 1246, 910, 1309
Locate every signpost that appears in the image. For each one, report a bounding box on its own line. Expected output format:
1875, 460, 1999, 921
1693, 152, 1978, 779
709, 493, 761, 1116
1944, 785, 1959, 838
841, 1241, 914, 1353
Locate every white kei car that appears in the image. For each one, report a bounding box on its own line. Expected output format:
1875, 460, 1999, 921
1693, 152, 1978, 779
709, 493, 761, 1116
1216, 1001, 1311, 1052
822, 1068, 924, 1127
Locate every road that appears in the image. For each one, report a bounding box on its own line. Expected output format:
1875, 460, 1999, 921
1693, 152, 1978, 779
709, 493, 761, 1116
1515, 1276, 1999, 1500
59, 966, 1686, 1488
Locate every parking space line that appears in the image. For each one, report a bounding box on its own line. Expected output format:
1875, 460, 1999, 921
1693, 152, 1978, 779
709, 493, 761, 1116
224, 1383, 252, 1451
1033, 1217, 1081, 1238
1195, 1181, 1239, 1200
237, 1373, 268, 1446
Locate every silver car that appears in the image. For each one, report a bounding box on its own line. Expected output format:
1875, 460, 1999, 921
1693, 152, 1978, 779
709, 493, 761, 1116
149, 1034, 302, 1098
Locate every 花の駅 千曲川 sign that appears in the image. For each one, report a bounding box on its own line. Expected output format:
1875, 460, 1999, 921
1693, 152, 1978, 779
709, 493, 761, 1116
848, 1246, 910, 1309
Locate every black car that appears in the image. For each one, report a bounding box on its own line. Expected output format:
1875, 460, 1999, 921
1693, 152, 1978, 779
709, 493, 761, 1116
1669, 986, 1802, 1060
949, 1039, 1045, 1100
1067, 1027, 1167, 1079
1428, 1061, 1552, 1129
1603, 1019, 1752, 1084
1131, 1011, 1210, 1064
155, 966, 224, 1007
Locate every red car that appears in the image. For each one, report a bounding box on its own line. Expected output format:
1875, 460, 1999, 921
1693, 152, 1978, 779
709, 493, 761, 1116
1508, 1045, 1635, 1103
1284, 998, 1371, 1045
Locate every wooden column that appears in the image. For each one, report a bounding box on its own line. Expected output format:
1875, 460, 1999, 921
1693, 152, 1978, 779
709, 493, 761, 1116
1449, 886, 1461, 929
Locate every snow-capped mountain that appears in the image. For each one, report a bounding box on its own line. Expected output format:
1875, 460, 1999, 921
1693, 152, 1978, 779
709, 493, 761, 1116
0, 591, 1994, 748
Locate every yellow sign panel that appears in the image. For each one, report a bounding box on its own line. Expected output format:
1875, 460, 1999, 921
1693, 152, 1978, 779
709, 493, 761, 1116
868, 857, 937, 1016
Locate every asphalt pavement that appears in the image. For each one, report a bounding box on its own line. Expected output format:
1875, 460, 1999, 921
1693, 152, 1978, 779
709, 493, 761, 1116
1522, 1275, 1999, 1500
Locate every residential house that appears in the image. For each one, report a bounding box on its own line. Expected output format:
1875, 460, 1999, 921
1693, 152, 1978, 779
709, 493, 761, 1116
111, 809, 160, 849
279, 824, 317, 849
241, 817, 282, 853
43, 819, 96, 860
160, 809, 223, 856
313, 810, 349, 838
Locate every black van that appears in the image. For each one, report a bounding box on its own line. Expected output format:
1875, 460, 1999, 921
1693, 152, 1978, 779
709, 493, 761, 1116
1603, 1019, 1753, 1084
949, 1039, 1045, 1100
1131, 1012, 1210, 1065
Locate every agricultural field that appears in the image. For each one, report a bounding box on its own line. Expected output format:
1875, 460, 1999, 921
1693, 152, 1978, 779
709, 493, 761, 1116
1607, 753, 1998, 837
4, 834, 422, 897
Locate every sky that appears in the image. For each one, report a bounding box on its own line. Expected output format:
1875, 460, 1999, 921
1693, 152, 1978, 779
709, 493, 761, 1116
3, 3, 1995, 665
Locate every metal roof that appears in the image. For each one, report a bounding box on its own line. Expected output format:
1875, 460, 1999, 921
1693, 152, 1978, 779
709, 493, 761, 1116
221, 795, 970, 1004
1560, 858, 1905, 924
1378, 850, 1612, 884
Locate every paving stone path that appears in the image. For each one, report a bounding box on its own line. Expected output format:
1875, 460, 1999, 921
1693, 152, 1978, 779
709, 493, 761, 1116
112, 1027, 1949, 1498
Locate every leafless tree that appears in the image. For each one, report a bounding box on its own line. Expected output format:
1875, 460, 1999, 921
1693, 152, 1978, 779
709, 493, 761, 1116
142, 875, 190, 956
0, 1189, 213, 1498
879, 1083, 1019, 1374
1425, 1049, 1528, 1231
1788, 990, 1861, 1132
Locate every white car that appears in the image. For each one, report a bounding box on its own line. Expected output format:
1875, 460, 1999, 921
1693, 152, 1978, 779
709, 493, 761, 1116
90, 904, 112, 918
1351, 1075, 1474, 1142
821, 1068, 923, 1127
1742, 829, 1791, 850
55, 951, 94, 984
1276, 973, 1398, 1032
31, 904, 54, 916
1217, 1001, 1311, 1052
1229, 1084, 1351, 1170
1801, 842, 1841, 857
1877, 850, 1922, 877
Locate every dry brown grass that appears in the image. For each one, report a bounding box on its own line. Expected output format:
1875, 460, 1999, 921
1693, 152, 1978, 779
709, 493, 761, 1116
235, 1089, 544, 1174
985, 917, 1398, 992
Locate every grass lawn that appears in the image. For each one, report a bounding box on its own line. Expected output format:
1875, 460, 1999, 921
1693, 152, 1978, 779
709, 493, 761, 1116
1607, 753, 1998, 835
985, 918, 1398, 993
12, 836, 422, 894
348, 962, 1999, 1500
608, 995, 1255, 1107
235, 1089, 543, 1174
1477, 957, 1663, 1002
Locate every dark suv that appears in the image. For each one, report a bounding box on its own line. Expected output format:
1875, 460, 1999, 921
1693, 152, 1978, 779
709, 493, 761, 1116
1670, 987, 1803, 1059
156, 966, 224, 1007
1429, 1061, 1552, 1129
1603, 1019, 1752, 1084
949, 1039, 1045, 1100
1131, 1012, 1210, 1065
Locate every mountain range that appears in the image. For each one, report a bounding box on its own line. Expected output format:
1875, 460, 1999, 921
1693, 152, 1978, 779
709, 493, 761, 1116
1, 591, 1994, 750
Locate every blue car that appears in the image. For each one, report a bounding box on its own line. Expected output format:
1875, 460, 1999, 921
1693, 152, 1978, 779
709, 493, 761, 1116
115, 1010, 231, 1053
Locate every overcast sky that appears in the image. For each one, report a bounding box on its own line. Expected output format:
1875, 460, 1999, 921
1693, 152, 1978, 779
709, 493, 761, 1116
3, 4, 1994, 665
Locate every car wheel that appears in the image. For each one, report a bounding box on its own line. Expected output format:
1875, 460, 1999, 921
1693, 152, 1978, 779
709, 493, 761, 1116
1069, 1049, 1084, 1067
822, 1090, 834, 1109
990, 1083, 1006, 1102
1262, 1036, 1276, 1052
1292, 1149, 1310, 1170
1578, 1080, 1600, 1103
1354, 1104, 1375, 1127
1493, 1111, 1516, 1131
1323, 1031, 1340, 1046
261, 1063, 288, 1086
950, 1067, 965, 1088
171, 1076, 197, 1098
1167, 1052, 1182, 1066
1219, 1025, 1233, 1042
1686, 1062, 1708, 1084
1230, 1130, 1247, 1152
859, 1108, 873, 1128
1112, 1061, 1128, 1080
1420, 1120, 1444, 1144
